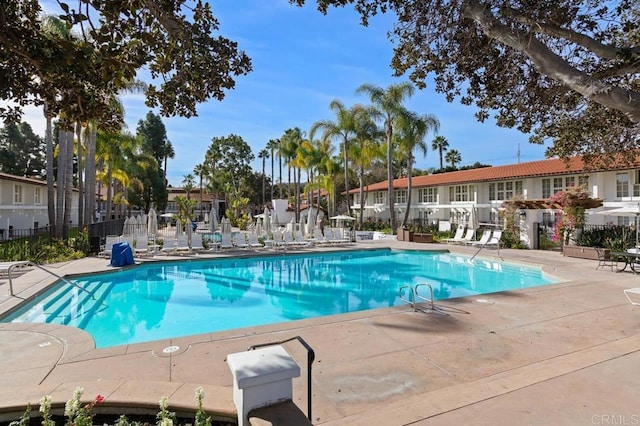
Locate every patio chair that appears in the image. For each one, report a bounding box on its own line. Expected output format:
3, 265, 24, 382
624, 288, 640, 305
99, 235, 120, 257
468, 228, 492, 247
247, 231, 264, 249
484, 229, 503, 249
235, 233, 249, 249
455, 228, 475, 245
190, 233, 206, 252
219, 232, 235, 250
443, 225, 465, 243
595, 247, 616, 271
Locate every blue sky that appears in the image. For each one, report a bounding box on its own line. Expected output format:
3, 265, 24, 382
23, 0, 550, 186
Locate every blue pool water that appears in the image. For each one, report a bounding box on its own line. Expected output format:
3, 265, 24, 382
2, 249, 558, 348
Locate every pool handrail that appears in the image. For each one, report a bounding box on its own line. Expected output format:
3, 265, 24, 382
248, 335, 315, 422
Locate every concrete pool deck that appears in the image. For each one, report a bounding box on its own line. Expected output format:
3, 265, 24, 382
0, 240, 639, 425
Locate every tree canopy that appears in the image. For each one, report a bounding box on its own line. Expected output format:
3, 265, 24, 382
0, 0, 252, 124
294, 0, 640, 165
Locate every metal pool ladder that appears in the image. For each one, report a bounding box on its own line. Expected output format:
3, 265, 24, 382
399, 283, 470, 316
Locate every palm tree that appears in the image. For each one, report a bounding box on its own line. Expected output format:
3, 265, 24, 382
266, 139, 279, 200
193, 163, 206, 220
163, 141, 175, 180
310, 100, 359, 216
395, 112, 440, 227
445, 149, 462, 168
258, 148, 269, 205
357, 82, 415, 234
350, 105, 384, 229
432, 135, 449, 170
182, 173, 195, 199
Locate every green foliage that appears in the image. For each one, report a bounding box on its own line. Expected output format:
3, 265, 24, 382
174, 195, 197, 227
576, 226, 635, 250
0, 122, 45, 177
0, 233, 87, 263
500, 230, 528, 249
538, 233, 559, 251
1, 1, 252, 124
294, 0, 640, 163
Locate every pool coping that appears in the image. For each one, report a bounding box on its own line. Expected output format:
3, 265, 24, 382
1, 240, 639, 424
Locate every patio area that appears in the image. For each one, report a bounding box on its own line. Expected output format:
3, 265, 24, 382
0, 240, 638, 425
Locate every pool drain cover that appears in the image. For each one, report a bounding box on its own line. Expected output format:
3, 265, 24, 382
162, 345, 180, 354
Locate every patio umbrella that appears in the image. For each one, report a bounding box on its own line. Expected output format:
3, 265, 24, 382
185, 218, 193, 249
264, 207, 271, 235
147, 207, 158, 237
469, 206, 479, 231
175, 219, 184, 238
307, 208, 316, 236
204, 212, 209, 224
210, 209, 218, 232
122, 216, 133, 239
598, 204, 640, 247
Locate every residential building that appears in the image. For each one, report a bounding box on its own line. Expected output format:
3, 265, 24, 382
350, 157, 640, 247
0, 172, 79, 239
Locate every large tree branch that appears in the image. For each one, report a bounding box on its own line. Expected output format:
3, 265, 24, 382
462, 0, 640, 123
502, 6, 640, 60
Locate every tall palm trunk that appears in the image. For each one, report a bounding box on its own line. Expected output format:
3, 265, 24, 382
270, 148, 275, 201
84, 126, 97, 225
63, 130, 74, 238
343, 138, 350, 216
76, 122, 84, 227
278, 153, 283, 199
55, 129, 67, 238
105, 163, 113, 221
402, 154, 414, 228
44, 103, 55, 230
386, 119, 396, 234
359, 166, 366, 229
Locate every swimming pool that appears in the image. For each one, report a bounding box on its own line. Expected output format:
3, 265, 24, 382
2, 249, 558, 348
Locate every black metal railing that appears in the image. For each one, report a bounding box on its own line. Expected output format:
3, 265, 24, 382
248, 336, 315, 422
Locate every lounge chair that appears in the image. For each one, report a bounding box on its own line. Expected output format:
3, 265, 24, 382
294, 230, 312, 247
99, 235, 120, 257
133, 237, 150, 256
235, 233, 249, 249
219, 233, 235, 250
247, 232, 264, 249
455, 229, 475, 245
484, 229, 502, 248
443, 225, 465, 243
0, 261, 34, 295
468, 228, 492, 246
624, 288, 640, 305
160, 238, 177, 254
191, 233, 205, 252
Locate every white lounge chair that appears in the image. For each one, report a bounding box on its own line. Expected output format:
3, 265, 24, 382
455, 229, 475, 245
468, 229, 492, 246
235, 233, 249, 249
219, 233, 234, 250
247, 232, 264, 249
99, 235, 120, 257
624, 288, 640, 305
484, 229, 502, 248
133, 237, 150, 256
443, 225, 465, 243
191, 233, 205, 252
0, 261, 34, 295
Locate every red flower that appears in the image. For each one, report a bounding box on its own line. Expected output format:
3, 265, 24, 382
94, 395, 105, 404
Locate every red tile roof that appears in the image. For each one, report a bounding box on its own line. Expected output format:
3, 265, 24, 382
349, 156, 636, 193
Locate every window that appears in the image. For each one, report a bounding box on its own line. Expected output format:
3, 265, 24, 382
14, 184, 23, 205
374, 191, 386, 204
34, 187, 41, 205
543, 176, 584, 198
418, 187, 437, 203
617, 173, 630, 198
488, 180, 523, 201
542, 179, 551, 198
395, 189, 407, 204
448, 184, 474, 202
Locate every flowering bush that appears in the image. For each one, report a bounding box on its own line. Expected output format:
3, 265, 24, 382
8, 387, 213, 426
549, 186, 595, 245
